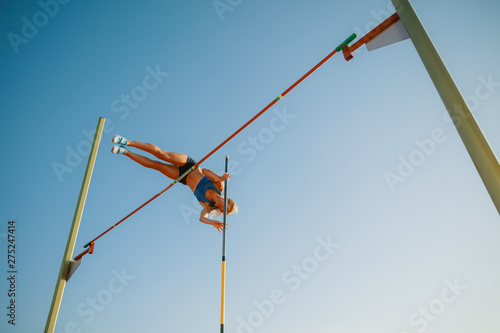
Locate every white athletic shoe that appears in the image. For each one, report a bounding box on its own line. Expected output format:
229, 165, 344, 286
111, 145, 128, 154
112, 134, 128, 146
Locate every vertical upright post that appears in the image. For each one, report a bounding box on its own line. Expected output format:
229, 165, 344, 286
220, 155, 229, 333
44, 117, 106, 333
392, 0, 500, 214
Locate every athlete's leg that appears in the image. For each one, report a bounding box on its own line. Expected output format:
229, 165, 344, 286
127, 140, 188, 166
125, 151, 179, 180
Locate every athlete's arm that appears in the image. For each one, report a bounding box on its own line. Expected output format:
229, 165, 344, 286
199, 205, 223, 232
202, 169, 230, 192
202, 168, 222, 182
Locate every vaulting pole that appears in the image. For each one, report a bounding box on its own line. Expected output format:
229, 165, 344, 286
44, 117, 105, 333
220, 155, 229, 333
392, 0, 500, 214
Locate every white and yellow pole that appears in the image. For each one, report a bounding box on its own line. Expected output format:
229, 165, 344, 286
44, 117, 105, 333
392, 0, 500, 214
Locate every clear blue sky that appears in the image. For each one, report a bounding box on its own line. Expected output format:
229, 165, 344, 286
1, 0, 500, 332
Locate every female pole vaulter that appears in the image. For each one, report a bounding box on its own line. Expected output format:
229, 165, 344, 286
110, 135, 238, 232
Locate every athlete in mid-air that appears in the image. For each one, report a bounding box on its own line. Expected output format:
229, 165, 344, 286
111, 135, 237, 232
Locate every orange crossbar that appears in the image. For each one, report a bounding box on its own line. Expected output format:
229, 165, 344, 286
73, 242, 94, 261
73, 33, 357, 261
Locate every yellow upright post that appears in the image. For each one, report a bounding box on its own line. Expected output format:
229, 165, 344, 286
44, 117, 106, 333
392, 0, 500, 214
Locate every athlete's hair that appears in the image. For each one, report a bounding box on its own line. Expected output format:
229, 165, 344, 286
210, 198, 238, 217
